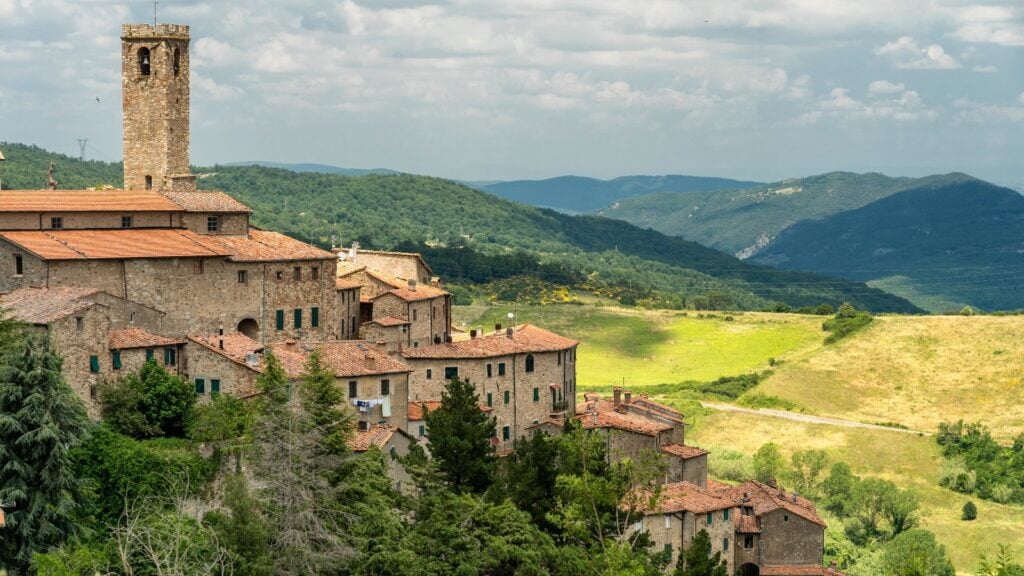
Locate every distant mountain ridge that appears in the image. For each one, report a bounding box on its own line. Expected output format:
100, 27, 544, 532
479, 174, 762, 213
225, 161, 399, 177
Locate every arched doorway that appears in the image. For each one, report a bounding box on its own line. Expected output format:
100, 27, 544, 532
237, 318, 259, 340
739, 564, 759, 576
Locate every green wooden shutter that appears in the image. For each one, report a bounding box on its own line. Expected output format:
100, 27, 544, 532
145, 348, 154, 361
533, 387, 539, 402
418, 425, 425, 437
195, 378, 205, 394
503, 390, 510, 404
164, 347, 176, 366
294, 308, 302, 329
486, 392, 492, 407
112, 350, 122, 369
275, 309, 284, 330
502, 426, 510, 441
311, 307, 319, 328
211, 379, 220, 395
89, 355, 100, 373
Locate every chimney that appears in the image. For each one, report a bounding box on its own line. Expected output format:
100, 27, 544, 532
430, 276, 441, 287
358, 420, 370, 431
506, 327, 513, 338
495, 323, 502, 332
470, 329, 477, 339
218, 338, 224, 350
613, 387, 621, 406
365, 354, 376, 370
624, 391, 632, 404
408, 279, 417, 291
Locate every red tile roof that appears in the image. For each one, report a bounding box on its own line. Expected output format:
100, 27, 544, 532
718, 480, 826, 527
636, 481, 734, 514
0, 229, 232, 260
348, 424, 403, 452
577, 409, 673, 436
735, 515, 761, 533
160, 190, 252, 213
284, 340, 412, 377
335, 278, 361, 290
109, 327, 186, 349
402, 324, 578, 359
188, 332, 306, 380
192, 230, 335, 262
661, 443, 708, 459
0, 286, 100, 324
378, 285, 448, 302
364, 316, 410, 327
0, 189, 184, 212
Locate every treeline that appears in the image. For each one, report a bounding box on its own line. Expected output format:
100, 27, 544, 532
936, 421, 1024, 504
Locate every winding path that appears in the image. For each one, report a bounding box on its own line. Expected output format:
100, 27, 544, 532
701, 402, 931, 435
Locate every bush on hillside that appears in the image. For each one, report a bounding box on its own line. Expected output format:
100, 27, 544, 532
963, 501, 977, 520
822, 303, 873, 344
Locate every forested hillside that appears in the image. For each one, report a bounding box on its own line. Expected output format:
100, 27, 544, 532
479, 174, 761, 213
0, 143, 919, 312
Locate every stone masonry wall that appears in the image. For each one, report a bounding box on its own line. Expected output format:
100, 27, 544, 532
758, 509, 823, 567
0, 239, 47, 292
181, 213, 248, 235
48, 305, 111, 418
337, 287, 360, 339
344, 372, 409, 429
683, 509, 737, 575
184, 343, 260, 398
0, 212, 180, 230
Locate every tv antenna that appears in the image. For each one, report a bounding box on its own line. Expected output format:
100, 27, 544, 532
153, 1, 159, 27
77, 139, 88, 161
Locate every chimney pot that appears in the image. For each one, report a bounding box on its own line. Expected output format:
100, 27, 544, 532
613, 387, 622, 406
506, 327, 513, 338
408, 279, 417, 291
495, 323, 502, 332
218, 338, 224, 350
624, 391, 632, 404
470, 329, 477, 339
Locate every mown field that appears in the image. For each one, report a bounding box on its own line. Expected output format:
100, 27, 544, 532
455, 303, 825, 387
455, 303, 1024, 574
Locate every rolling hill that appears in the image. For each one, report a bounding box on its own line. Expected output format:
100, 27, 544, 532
479, 174, 761, 213
225, 160, 399, 177
0, 143, 919, 313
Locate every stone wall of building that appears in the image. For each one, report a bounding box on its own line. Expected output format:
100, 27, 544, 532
682, 454, 709, 487
48, 305, 111, 417
350, 253, 430, 284
757, 509, 823, 567
336, 287, 361, 339
360, 322, 406, 353
261, 259, 340, 343
184, 343, 260, 399
181, 213, 248, 235
0, 239, 47, 292
345, 372, 409, 429
0, 212, 181, 231
732, 529, 760, 572
682, 509, 738, 575
636, 512, 685, 567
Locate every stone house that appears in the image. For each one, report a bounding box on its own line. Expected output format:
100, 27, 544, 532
347, 424, 416, 491
402, 324, 577, 452
340, 248, 435, 286
108, 326, 188, 379
336, 278, 361, 340
406, 400, 495, 451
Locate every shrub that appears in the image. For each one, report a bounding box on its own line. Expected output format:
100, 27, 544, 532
990, 484, 1013, 504
99, 360, 195, 438
822, 304, 873, 344
708, 449, 754, 483
963, 501, 977, 521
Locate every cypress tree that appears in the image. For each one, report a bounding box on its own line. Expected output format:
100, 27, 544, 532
0, 334, 90, 571
426, 377, 496, 493
674, 529, 728, 576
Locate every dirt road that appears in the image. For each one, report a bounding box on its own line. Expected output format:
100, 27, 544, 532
701, 402, 930, 435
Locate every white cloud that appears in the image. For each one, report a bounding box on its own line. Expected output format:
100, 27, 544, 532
875, 36, 959, 69
868, 80, 905, 95
796, 86, 938, 125
972, 65, 998, 73
954, 96, 1024, 123
950, 5, 1024, 47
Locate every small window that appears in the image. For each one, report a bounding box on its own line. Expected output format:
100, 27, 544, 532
723, 538, 729, 551
14, 254, 23, 276
558, 351, 562, 365
502, 426, 510, 441
311, 307, 319, 328
194, 259, 204, 274
533, 387, 539, 402
426, 369, 432, 379
145, 348, 154, 361
275, 309, 284, 330
486, 363, 493, 378
145, 175, 152, 190
293, 308, 302, 329
311, 266, 319, 280
164, 347, 176, 366
744, 535, 754, 549
121, 216, 133, 229
195, 378, 205, 394
412, 309, 418, 322
293, 267, 301, 281
207, 216, 220, 232
238, 270, 247, 284
418, 425, 425, 437
784, 515, 789, 521
89, 355, 100, 373
211, 379, 220, 395
50, 217, 63, 229
525, 354, 535, 373
706, 513, 713, 525
503, 390, 510, 405
276, 271, 284, 280
112, 351, 122, 370
486, 392, 493, 407
444, 366, 458, 380
173, 47, 181, 77
381, 379, 390, 395
75, 317, 83, 333
348, 380, 357, 398
723, 508, 730, 521
664, 515, 671, 529
138, 47, 151, 75
498, 362, 506, 376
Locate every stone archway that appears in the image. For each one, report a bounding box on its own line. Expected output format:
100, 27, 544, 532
739, 564, 759, 576
237, 318, 260, 340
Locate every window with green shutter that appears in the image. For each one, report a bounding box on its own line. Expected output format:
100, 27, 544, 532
418, 425, 425, 437
486, 392, 492, 407
294, 308, 302, 329
723, 508, 730, 521
89, 355, 100, 373
195, 378, 205, 394
112, 350, 122, 369
533, 387, 539, 402
211, 379, 220, 395
311, 307, 319, 328
164, 347, 176, 366
275, 309, 284, 330
706, 513, 713, 525
145, 348, 154, 361
502, 426, 510, 441
503, 390, 510, 404
498, 362, 506, 376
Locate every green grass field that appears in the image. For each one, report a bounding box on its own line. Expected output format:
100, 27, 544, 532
455, 304, 825, 387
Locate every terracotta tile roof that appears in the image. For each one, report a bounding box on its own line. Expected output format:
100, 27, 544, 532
408, 400, 492, 421
109, 327, 186, 349
378, 285, 449, 302
295, 340, 413, 377
348, 424, 404, 452
337, 263, 367, 278
364, 269, 407, 289
735, 515, 761, 533
761, 566, 828, 576
364, 316, 410, 327
336, 278, 361, 290
192, 230, 335, 262
402, 324, 578, 359
706, 479, 735, 494
636, 481, 735, 514
0, 287, 100, 324
0, 189, 183, 212
661, 443, 708, 459
719, 480, 826, 527
580, 393, 684, 425
160, 190, 252, 213
188, 332, 306, 380
576, 409, 673, 436
0, 229, 232, 260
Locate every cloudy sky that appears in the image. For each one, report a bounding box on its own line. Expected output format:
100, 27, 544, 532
1, 0, 1022, 184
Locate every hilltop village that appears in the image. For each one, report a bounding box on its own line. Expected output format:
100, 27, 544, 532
0, 23, 838, 576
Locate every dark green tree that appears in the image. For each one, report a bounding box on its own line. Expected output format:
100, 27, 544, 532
0, 334, 90, 571
298, 349, 351, 455
673, 530, 727, 576
499, 429, 560, 530
963, 501, 977, 521
880, 529, 955, 576
206, 474, 274, 576
98, 359, 195, 438
822, 462, 859, 516
425, 377, 496, 493
753, 442, 785, 485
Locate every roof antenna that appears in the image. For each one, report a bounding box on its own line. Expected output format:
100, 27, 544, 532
153, 1, 159, 27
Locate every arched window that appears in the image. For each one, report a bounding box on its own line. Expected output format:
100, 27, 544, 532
525, 354, 535, 373
138, 47, 151, 76
173, 48, 181, 77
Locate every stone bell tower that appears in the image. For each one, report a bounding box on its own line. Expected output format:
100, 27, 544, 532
121, 23, 195, 193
